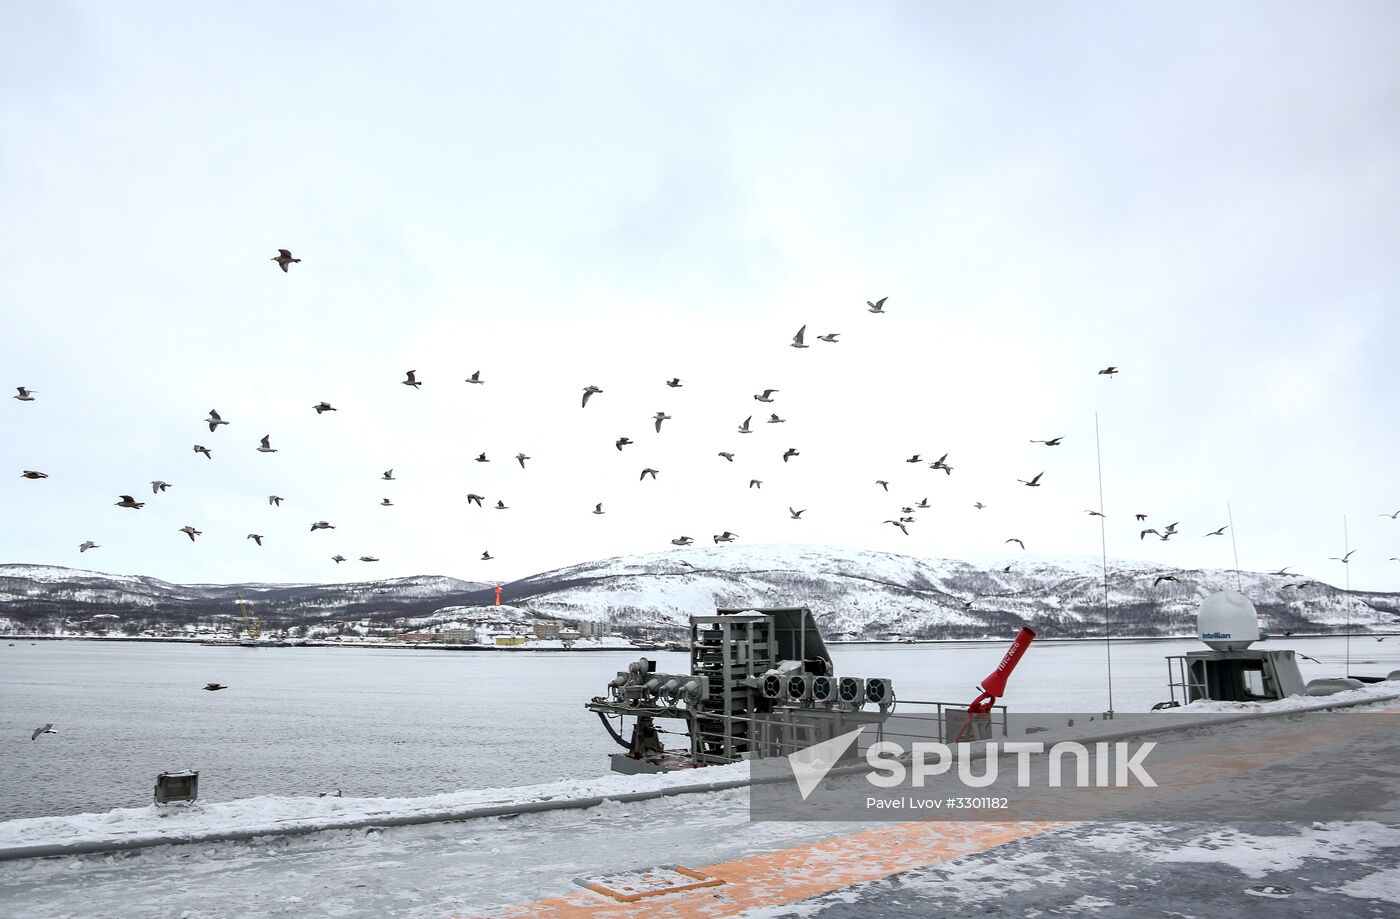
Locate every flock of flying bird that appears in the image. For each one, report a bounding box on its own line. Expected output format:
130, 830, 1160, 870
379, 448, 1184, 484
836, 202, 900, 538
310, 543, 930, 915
11, 253, 1400, 737
12, 252, 1400, 587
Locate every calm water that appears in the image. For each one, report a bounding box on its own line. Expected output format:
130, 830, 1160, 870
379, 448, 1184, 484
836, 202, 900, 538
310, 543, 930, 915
4, 637, 1395, 821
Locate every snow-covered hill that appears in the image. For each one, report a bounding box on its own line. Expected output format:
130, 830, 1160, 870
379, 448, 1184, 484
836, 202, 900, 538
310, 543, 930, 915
2, 546, 1397, 638
499, 544, 1400, 638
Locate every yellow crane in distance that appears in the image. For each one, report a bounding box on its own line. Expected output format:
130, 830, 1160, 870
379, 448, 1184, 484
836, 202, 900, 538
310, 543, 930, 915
235, 596, 261, 642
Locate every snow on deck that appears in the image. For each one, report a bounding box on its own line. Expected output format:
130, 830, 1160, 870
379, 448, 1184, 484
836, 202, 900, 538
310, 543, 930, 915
0, 762, 750, 855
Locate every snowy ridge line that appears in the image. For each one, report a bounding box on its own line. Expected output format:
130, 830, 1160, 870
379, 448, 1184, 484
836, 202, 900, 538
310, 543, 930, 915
3, 685, 1398, 863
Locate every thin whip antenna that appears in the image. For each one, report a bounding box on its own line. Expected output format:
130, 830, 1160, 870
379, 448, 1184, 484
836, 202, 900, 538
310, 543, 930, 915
1095, 412, 1114, 716
1344, 515, 1351, 676
1227, 502, 1242, 592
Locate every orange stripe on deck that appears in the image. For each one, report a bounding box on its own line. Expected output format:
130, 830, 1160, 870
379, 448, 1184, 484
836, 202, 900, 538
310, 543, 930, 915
485, 820, 1061, 918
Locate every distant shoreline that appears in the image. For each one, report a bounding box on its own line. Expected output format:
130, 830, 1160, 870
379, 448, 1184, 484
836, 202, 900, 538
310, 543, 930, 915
2, 632, 1359, 650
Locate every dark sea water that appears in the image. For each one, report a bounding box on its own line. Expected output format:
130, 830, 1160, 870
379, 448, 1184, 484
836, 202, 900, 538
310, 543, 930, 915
3, 636, 1392, 820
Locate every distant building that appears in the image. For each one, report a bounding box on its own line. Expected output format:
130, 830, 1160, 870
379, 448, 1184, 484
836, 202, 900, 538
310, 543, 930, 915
532, 619, 563, 639
392, 631, 445, 642
577, 620, 607, 638
443, 628, 476, 644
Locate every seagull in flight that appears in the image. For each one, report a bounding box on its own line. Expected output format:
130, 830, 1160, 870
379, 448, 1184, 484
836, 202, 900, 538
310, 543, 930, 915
247, 534, 264, 546
31, 724, 56, 741
310, 521, 335, 531
359, 556, 379, 563
475, 452, 489, 463
883, 519, 908, 535
640, 468, 659, 481
665, 377, 682, 388
20, 470, 48, 479
738, 416, 753, 434
1204, 526, 1228, 537
1098, 366, 1119, 377
915, 498, 930, 508
1330, 550, 1357, 564
205, 410, 229, 432
974, 502, 985, 510
269, 495, 283, 506
1269, 567, 1293, 576
929, 453, 952, 475
380, 498, 393, 506
179, 526, 202, 542
149, 480, 171, 493
382, 469, 395, 480
1140, 528, 1162, 541
671, 536, 694, 546
494, 499, 509, 510
754, 389, 779, 403
713, 531, 738, 543
79, 541, 99, 553
313, 402, 337, 414
465, 371, 484, 384
466, 494, 484, 507
1086, 510, 1106, 518
257, 435, 278, 453
789, 507, 805, 519
876, 480, 889, 492
203, 683, 228, 691
272, 249, 300, 272
615, 437, 633, 451
581, 385, 602, 407
14, 387, 36, 402
718, 451, 735, 462
749, 479, 762, 489
1153, 575, 1179, 588
481, 551, 493, 561
767, 413, 785, 424
1031, 437, 1063, 446
193, 444, 212, 460
593, 503, 605, 515
403, 370, 422, 389
653, 411, 671, 433
817, 333, 839, 343
1018, 472, 1043, 487
867, 297, 887, 313
906, 454, 922, 464
1005, 538, 1025, 549
115, 495, 145, 509
791, 325, 809, 349
332, 555, 346, 564
515, 453, 530, 468
1135, 514, 1148, 521
782, 448, 799, 462
1380, 510, 1400, 519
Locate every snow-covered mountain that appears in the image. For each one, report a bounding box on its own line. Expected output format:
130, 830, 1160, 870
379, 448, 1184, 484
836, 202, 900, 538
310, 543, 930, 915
2, 546, 1397, 638
499, 544, 1400, 638
0, 564, 492, 631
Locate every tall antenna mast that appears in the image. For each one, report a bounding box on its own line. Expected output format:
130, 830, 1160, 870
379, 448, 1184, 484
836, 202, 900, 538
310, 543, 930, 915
1095, 412, 1114, 716
1344, 515, 1351, 676
1227, 502, 1242, 592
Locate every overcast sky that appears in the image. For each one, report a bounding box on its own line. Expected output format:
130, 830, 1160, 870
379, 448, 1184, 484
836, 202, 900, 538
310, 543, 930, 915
2, 2, 1398, 592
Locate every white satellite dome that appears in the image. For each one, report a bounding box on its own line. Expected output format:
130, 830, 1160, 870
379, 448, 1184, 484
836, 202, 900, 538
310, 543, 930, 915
1197, 590, 1260, 651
